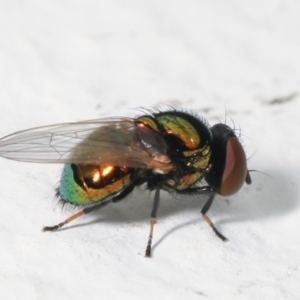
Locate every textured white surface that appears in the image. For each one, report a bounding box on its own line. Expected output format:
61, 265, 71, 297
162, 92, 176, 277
0, 1, 300, 299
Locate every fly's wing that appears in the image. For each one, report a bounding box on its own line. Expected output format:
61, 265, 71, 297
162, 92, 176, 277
0, 118, 172, 172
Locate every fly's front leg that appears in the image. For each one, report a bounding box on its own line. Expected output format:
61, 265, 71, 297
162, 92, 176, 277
201, 193, 227, 241
42, 201, 110, 232
177, 187, 227, 241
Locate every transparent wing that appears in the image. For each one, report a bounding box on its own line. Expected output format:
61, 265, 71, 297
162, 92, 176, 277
0, 118, 172, 170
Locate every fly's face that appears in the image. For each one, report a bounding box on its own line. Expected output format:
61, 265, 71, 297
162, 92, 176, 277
0, 109, 252, 257
205, 123, 251, 196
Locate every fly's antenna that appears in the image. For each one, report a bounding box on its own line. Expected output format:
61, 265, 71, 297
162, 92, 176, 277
248, 169, 272, 179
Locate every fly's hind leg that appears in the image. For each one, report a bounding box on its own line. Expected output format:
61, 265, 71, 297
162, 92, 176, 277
43, 184, 135, 232
42, 201, 110, 232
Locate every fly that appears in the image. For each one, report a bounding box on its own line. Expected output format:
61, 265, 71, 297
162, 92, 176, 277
0, 109, 251, 257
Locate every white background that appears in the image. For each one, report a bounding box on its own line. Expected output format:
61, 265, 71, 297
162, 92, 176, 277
0, 1, 299, 299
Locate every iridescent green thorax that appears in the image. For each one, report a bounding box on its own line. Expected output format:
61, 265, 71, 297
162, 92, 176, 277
136, 111, 213, 191
156, 114, 200, 149
155, 111, 212, 148
137, 111, 212, 169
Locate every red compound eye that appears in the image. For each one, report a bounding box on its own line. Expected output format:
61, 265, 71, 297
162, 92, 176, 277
220, 137, 247, 196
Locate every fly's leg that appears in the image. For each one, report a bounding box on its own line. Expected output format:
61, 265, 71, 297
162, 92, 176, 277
201, 193, 227, 241
43, 184, 135, 232
176, 187, 228, 241
145, 187, 160, 258
42, 201, 110, 232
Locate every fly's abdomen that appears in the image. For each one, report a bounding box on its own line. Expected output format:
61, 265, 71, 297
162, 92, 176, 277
59, 164, 133, 205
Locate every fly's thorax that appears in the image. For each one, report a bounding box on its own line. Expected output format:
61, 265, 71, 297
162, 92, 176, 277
58, 164, 134, 205
154, 111, 212, 155
135, 110, 212, 162
136, 111, 214, 191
